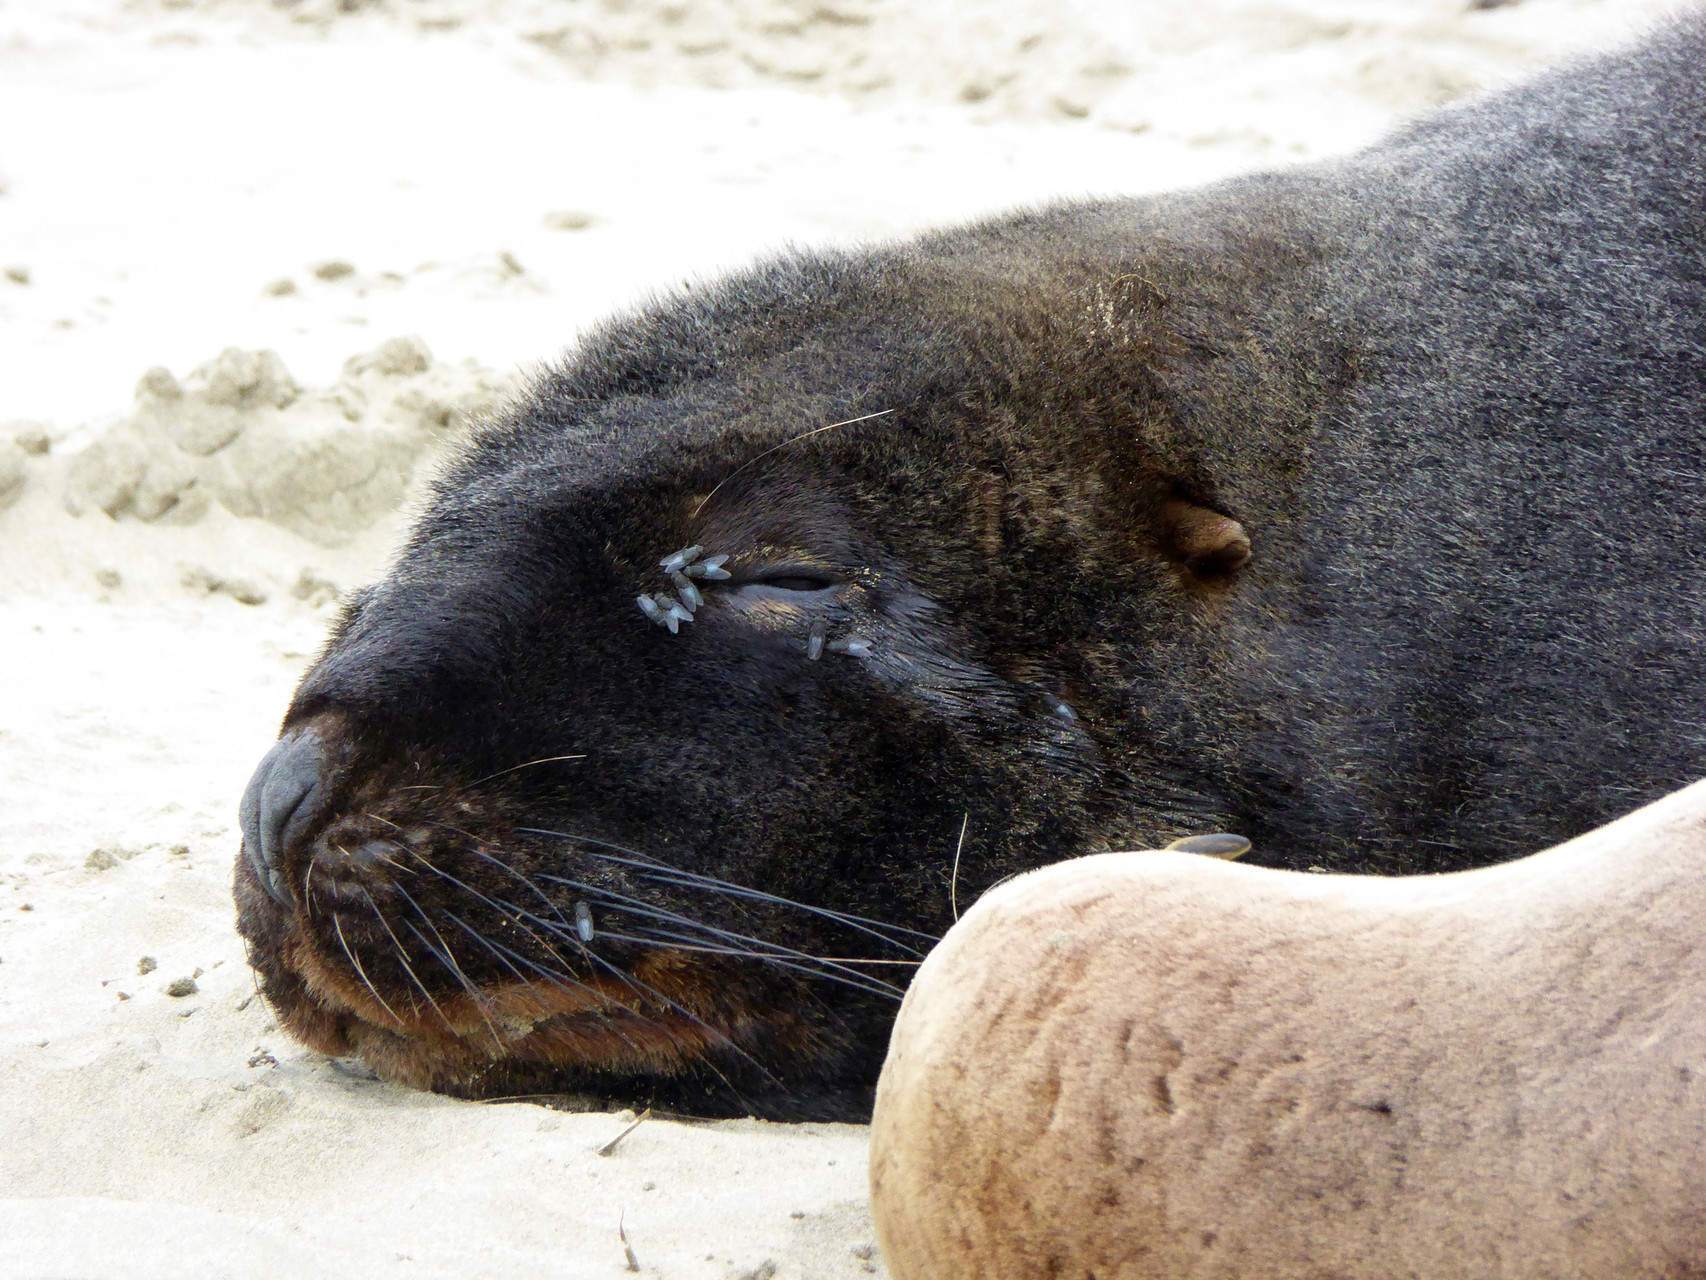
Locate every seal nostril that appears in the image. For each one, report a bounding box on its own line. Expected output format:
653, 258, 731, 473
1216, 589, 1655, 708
238, 728, 332, 908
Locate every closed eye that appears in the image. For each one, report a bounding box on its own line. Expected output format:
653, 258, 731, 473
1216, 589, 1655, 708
726, 570, 842, 604
750, 574, 836, 592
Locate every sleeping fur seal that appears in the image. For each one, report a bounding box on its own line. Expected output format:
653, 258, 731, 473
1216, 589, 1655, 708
868, 778, 1706, 1279
235, 16, 1706, 1120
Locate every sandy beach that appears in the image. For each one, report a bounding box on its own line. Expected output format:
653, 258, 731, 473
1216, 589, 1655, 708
0, 0, 1686, 1274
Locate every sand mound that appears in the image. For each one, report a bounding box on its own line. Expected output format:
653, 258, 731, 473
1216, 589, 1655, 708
60, 338, 515, 546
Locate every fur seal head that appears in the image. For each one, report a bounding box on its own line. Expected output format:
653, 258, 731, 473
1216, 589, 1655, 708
232, 249, 1272, 1119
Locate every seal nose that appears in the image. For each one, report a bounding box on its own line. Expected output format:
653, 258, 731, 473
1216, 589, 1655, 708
239, 727, 331, 908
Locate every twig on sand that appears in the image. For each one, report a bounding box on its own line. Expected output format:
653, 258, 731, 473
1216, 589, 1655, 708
599, 1107, 652, 1157
619, 1213, 641, 1273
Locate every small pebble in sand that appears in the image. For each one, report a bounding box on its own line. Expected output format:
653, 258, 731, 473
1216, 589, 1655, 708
263, 277, 298, 296
84, 848, 122, 871
165, 977, 198, 997
181, 565, 268, 607
342, 333, 430, 377
292, 569, 340, 608
138, 956, 157, 975
543, 209, 598, 231
4, 265, 30, 285
0, 442, 26, 508
313, 260, 356, 281
233, 1085, 293, 1135
94, 567, 122, 590
9, 422, 51, 455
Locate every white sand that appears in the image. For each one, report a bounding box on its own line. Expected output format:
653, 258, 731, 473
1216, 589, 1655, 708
0, 0, 1686, 1275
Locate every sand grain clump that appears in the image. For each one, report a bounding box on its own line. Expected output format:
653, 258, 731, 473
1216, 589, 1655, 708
62, 338, 515, 546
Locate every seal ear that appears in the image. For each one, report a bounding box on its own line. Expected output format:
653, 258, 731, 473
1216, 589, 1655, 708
1156, 496, 1251, 578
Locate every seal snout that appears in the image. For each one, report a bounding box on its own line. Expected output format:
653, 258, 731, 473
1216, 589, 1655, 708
239, 725, 335, 907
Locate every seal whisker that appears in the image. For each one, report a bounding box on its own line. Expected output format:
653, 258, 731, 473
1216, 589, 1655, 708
331, 911, 406, 1029
457, 754, 589, 793
394, 851, 580, 992
454, 891, 678, 1054
625, 868, 936, 951
358, 886, 456, 1033
439, 909, 580, 1004
398, 848, 714, 1055
457, 841, 577, 930
691, 408, 895, 517
391, 879, 507, 1042
469, 889, 791, 1095
567, 940, 789, 1096
396, 906, 499, 1027
604, 926, 905, 1001
442, 909, 624, 1019
432, 871, 790, 1090
514, 828, 936, 949
812, 957, 923, 966
394, 911, 517, 1047
536, 874, 906, 997
497, 925, 668, 1060
607, 919, 908, 998
950, 812, 969, 923
302, 850, 319, 919
609, 908, 911, 997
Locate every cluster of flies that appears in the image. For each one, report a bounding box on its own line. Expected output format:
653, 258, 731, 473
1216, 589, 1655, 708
635, 544, 874, 660
635, 543, 730, 632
